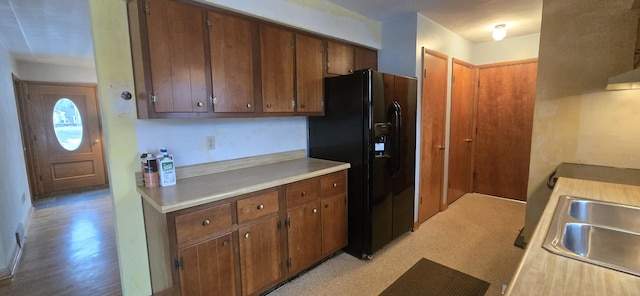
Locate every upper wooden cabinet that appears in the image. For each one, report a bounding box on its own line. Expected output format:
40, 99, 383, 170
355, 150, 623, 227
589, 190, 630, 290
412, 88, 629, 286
260, 24, 295, 113
129, 0, 208, 118
326, 40, 378, 76
128, 0, 376, 119
295, 34, 324, 113
208, 11, 256, 113
355, 47, 378, 72
326, 40, 354, 75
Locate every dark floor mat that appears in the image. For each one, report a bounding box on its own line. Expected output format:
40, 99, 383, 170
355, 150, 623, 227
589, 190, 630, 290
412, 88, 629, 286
379, 258, 490, 296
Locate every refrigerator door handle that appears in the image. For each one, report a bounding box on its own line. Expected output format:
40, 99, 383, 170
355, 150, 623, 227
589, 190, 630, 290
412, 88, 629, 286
387, 101, 402, 178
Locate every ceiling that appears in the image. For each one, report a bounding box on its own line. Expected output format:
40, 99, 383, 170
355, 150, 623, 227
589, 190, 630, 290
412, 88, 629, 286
0, 0, 541, 68
326, 0, 542, 43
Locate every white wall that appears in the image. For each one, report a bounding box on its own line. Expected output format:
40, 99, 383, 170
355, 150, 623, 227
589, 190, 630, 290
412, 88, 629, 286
89, 0, 381, 294
0, 46, 33, 273
474, 33, 540, 65
523, 0, 640, 243
136, 117, 307, 166
379, 14, 418, 77
16, 61, 97, 83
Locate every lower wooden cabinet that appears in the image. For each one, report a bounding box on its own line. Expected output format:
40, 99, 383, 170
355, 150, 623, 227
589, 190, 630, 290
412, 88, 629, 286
238, 215, 283, 296
178, 233, 235, 296
321, 193, 347, 256
286, 201, 322, 275
142, 170, 347, 296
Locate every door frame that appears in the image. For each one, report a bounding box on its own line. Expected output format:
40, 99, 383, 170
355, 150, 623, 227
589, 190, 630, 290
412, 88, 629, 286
14, 79, 109, 199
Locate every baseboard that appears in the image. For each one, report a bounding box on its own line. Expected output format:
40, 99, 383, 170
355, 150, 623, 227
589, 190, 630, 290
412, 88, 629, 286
0, 243, 23, 281
0, 205, 34, 281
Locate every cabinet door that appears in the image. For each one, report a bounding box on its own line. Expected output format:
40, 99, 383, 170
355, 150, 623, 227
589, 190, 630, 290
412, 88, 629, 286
355, 47, 378, 71
208, 11, 255, 113
238, 216, 282, 296
295, 34, 324, 113
286, 201, 321, 275
178, 233, 235, 296
321, 194, 347, 256
326, 40, 354, 75
260, 25, 295, 113
146, 0, 208, 113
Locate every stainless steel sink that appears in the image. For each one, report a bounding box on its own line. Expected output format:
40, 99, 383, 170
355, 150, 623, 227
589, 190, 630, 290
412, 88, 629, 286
543, 195, 640, 276
568, 199, 640, 233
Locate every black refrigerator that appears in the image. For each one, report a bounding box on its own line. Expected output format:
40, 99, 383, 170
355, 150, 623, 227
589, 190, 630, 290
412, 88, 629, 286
308, 69, 417, 259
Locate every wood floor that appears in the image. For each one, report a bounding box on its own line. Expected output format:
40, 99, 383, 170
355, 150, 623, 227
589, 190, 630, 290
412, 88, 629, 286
0, 196, 122, 295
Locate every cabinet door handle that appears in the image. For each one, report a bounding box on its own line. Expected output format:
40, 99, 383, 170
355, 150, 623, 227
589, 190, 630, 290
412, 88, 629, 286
301, 191, 306, 197
266, 103, 272, 108
332, 183, 338, 187
202, 219, 210, 226
244, 232, 250, 238
257, 204, 264, 210
312, 208, 317, 213
464, 138, 473, 142
325, 204, 329, 208
197, 101, 204, 107
300, 104, 305, 109
222, 240, 229, 247
247, 103, 252, 108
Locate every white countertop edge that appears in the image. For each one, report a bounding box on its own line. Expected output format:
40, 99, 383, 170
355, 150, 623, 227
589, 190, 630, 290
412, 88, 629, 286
139, 163, 351, 214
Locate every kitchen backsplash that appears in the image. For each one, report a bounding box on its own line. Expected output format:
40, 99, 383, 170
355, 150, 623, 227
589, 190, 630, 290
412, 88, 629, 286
135, 116, 307, 167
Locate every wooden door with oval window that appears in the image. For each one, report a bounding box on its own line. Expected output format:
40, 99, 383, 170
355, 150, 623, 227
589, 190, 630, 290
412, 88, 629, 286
24, 82, 106, 197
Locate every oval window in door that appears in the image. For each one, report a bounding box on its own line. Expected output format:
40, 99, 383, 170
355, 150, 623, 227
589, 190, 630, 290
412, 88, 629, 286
53, 98, 83, 151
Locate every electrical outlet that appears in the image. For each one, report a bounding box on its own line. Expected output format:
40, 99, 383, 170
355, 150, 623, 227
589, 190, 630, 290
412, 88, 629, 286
206, 136, 215, 150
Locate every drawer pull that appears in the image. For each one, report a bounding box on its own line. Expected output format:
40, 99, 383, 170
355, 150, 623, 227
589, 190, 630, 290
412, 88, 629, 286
244, 232, 250, 239
301, 191, 306, 197
332, 183, 338, 187
257, 204, 264, 210
312, 208, 318, 213
202, 219, 211, 226
222, 240, 229, 247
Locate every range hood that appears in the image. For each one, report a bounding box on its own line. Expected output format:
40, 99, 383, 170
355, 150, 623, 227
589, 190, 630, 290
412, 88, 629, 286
606, 67, 640, 90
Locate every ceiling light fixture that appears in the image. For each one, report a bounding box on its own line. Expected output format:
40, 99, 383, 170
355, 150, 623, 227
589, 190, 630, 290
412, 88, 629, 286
492, 24, 507, 41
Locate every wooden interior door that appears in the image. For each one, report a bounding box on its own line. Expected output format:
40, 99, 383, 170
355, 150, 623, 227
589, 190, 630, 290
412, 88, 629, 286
418, 48, 448, 224
474, 60, 537, 201
447, 59, 476, 205
25, 82, 107, 196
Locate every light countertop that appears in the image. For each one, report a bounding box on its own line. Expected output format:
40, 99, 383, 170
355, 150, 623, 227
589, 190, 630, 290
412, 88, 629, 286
138, 157, 350, 214
507, 177, 640, 295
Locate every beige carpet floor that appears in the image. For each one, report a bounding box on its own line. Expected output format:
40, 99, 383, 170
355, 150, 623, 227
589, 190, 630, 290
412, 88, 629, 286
268, 193, 526, 296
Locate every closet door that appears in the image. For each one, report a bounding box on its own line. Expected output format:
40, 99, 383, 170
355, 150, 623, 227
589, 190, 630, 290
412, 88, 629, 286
474, 60, 537, 201
418, 48, 448, 224
447, 59, 476, 205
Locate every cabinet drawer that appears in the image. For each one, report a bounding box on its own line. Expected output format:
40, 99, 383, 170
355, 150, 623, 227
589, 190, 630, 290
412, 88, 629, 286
286, 179, 318, 207
175, 203, 232, 244
237, 191, 279, 224
320, 171, 346, 197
